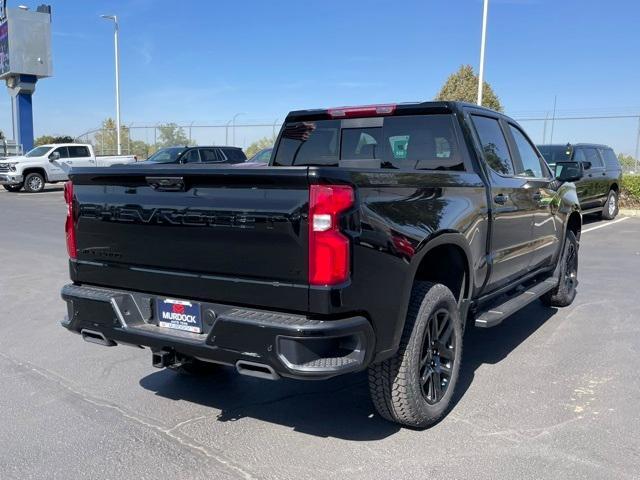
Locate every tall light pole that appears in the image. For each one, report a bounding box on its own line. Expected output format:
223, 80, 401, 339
477, 0, 489, 106
231, 113, 244, 146
101, 14, 122, 155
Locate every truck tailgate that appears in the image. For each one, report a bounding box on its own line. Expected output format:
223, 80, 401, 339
69, 166, 310, 310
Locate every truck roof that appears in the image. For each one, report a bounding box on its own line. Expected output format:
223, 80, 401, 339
38, 143, 90, 148
285, 100, 500, 122
537, 143, 613, 149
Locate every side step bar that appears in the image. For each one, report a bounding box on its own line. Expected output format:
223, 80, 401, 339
474, 277, 558, 328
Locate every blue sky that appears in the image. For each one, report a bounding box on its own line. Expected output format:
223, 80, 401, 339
3, 0, 640, 153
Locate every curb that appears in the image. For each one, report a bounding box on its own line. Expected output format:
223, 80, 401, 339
619, 209, 640, 217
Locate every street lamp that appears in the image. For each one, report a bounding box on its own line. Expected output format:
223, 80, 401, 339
477, 0, 489, 106
101, 14, 122, 155
232, 113, 244, 146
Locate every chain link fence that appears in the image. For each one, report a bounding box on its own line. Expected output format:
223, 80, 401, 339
75, 115, 640, 173
76, 122, 283, 160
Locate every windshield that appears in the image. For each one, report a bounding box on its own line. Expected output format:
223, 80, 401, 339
537, 145, 571, 166
145, 147, 186, 163
26, 146, 53, 157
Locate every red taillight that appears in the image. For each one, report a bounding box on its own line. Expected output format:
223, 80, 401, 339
327, 104, 396, 119
308, 184, 354, 286
64, 181, 77, 259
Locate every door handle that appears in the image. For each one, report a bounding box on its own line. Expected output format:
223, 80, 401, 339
494, 194, 509, 205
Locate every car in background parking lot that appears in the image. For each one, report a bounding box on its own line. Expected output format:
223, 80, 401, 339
247, 147, 273, 164
143, 146, 247, 165
0, 144, 137, 193
538, 143, 622, 219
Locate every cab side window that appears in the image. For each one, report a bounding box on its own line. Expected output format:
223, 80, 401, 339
508, 125, 546, 178
471, 115, 514, 176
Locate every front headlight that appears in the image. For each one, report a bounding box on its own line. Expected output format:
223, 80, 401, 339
5, 163, 18, 172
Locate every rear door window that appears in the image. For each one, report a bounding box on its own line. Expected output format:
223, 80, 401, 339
599, 148, 620, 170
583, 148, 604, 168
273, 115, 465, 170
67, 146, 90, 158
470, 115, 514, 176
199, 148, 220, 163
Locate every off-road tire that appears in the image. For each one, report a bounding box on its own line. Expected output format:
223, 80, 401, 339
3, 184, 22, 192
541, 230, 579, 307
23, 172, 46, 193
600, 189, 618, 220
368, 282, 463, 428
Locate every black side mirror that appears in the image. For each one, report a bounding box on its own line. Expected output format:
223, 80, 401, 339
582, 161, 592, 170
555, 161, 583, 182
48, 152, 60, 161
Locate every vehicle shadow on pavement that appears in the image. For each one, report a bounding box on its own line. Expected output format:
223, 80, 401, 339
452, 301, 557, 410
140, 366, 401, 440
139, 301, 558, 439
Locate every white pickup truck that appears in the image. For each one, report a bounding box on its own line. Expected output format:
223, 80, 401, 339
0, 143, 137, 193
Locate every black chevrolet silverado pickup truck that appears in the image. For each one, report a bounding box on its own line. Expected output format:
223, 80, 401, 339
61, 101, 583, 428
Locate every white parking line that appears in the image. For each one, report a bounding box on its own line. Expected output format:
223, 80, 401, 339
582, 216, 629, 233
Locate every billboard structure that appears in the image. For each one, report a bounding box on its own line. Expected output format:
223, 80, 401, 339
2, 3, 53, 151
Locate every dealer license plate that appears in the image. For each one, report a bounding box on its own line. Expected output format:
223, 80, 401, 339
156, 298, 202, 333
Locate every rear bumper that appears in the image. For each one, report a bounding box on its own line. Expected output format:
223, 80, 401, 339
0, 174, 23, 185
60, 283, 375, 380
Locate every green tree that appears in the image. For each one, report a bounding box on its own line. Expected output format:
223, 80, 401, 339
93, 118, 120, 155
92, 118, 153, 157
35, 135, 75, 146
435, 64, 503, 112
157, 123, 191, 148
245, 136, 275, 157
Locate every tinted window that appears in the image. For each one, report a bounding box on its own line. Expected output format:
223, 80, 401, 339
68, 146, 90, 158
573, 148, 586, 163
146, 147, 186, 163
182, 149, 200, 163
341, 128, 382, 160
583, 148, 604, 168
509, 125, 545, 178
199, 148, 219, 162
222, 148, 247, 163
253, 148, 272, 163
471, 116, 514, 175
274, 120, 341, 166
383, 115, 463, 170
273, 115, 464, 171
600, 148, 620, 169
537, 145, 571, 166
53, 147, 70, 159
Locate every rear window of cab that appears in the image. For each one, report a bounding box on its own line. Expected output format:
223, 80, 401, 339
273, 114, 466, 171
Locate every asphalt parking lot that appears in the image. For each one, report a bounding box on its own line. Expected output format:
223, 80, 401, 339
1, 186, 639, 480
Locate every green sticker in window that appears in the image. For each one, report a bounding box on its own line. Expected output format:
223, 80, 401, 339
389, 135, 409, 159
